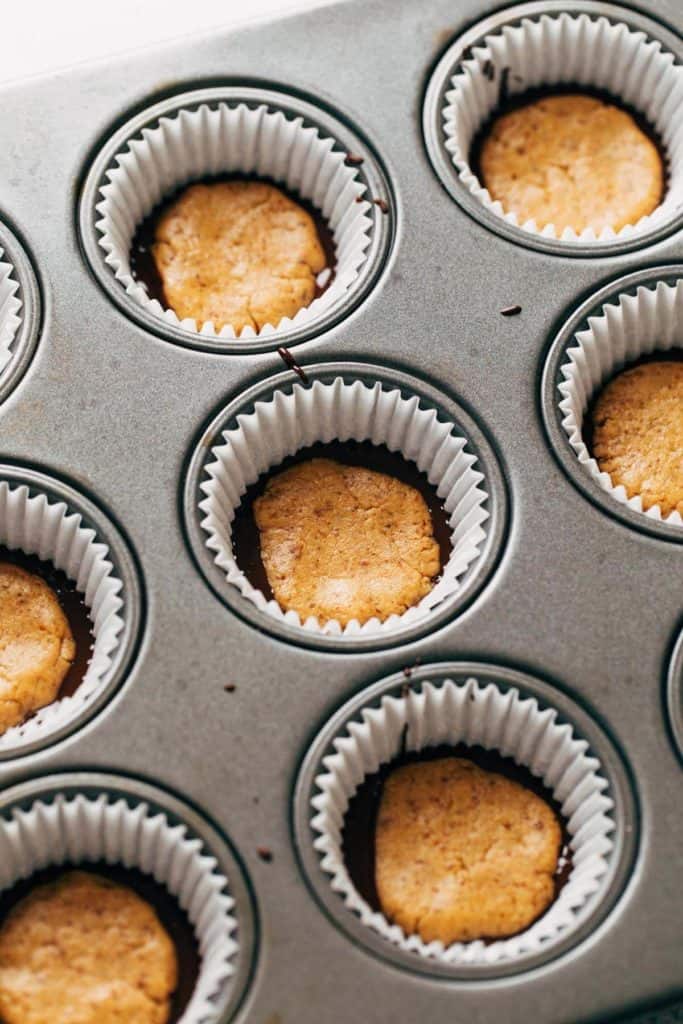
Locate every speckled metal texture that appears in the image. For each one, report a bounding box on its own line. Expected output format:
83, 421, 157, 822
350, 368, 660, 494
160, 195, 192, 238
0, 0, 680, 1020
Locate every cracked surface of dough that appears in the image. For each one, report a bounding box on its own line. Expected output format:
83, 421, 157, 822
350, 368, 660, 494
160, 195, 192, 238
479, 94, 663, 233
252, 458, 441, 626
375, 758, 562, 944
0, 871, 178, 1024
152, 180, 327, 333
592, 360, 683, 518
0, 563, 75, 734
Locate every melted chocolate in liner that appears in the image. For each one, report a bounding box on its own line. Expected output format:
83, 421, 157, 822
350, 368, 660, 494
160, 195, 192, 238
341, 743, 573, 944
130, 174, 337, 315
583, 351, 683, 452
0, 547, 94, 704
0, 864, 199, 1022
470, 84, 667, 206
231, 441, 453, 604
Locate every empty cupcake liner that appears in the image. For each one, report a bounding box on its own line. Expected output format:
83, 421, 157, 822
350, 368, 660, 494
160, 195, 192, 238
198, 376, 490, 639
95, 100, 374, 340
558, 276, 683, 526
0, 248, 22, 376
442, 8, 683, 242
0, 786, 238, 1023
0, 479, 126, 752
310, 674, 615, 968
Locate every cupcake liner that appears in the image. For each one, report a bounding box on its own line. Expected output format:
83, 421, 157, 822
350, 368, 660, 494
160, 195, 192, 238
0, 789, 237, 1023
198, 376, 490, 638
95, 101, 374, 339
558, 277, 683, 525
0, 248, 22, 376
0, 480, 125, 751
442, 10, 683, 242
310, 674, 615, 967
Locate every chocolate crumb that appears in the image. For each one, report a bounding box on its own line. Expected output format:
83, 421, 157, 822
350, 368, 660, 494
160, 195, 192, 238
402, 666, 413, 679
277, 346, 310, 384
256, 846, 273, 863
482, 59, 495, 81
345, 153, 365, 166
500, 304, 522, 317
355, 195, 365, 203
223, 683, 237, 693
373, 198, 390, 215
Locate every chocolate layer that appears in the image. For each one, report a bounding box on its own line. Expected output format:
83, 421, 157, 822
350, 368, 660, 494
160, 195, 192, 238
342, 742, 572, 943
231, 440, 453, 603
130, 175, 336, 313
0, 864, 199, 1023
470, 84, 666, 205
0, 547, 94, 703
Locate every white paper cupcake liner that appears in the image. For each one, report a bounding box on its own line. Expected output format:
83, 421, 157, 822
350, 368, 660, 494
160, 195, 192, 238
0, 480, 125, 750
443, 10, 683, 242
0, 789, 237, 1023
199, 377, 490, 638
0, 248, 22, 376
95, 101, 374, 339
558, 277, 683, 526
311, 675, 615, 967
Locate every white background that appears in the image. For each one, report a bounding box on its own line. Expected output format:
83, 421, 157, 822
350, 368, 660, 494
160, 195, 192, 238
2, 0, 329, 85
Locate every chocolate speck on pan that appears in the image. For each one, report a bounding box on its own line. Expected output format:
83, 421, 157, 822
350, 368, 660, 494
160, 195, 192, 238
373, 198, 390, 214
500, 304, 522, 317
344, 153, 365, 166
223, 683, 237, 693
257, 846, 273, 863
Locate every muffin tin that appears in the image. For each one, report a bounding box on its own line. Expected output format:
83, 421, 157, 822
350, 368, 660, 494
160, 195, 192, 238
0, 0, 681, 1020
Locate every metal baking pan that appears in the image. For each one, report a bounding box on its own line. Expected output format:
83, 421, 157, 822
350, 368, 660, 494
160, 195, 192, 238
0, 0, 681, 1020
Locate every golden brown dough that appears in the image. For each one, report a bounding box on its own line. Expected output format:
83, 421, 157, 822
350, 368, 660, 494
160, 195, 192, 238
375, 758, 562, 944
253, 458, 441, 626
0, 563, 75, 734
0, 871, 178, 1024
591, 360, 683, 518
152, 180, 327, 333
479, 93, 663, 233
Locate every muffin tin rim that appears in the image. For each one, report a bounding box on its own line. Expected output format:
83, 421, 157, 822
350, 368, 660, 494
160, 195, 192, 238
0, 462, 145, 761
77, 83, 394, 355
182, 359, 510, 654
666, 623, 683, 764
0, 768, 258, 1024
540, 263, 683, 544
0, 218, 41, 406
292, 660, 639, 982
422, 0, 683, 259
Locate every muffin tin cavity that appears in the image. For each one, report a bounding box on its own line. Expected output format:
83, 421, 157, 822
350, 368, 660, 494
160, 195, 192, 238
294, 663, 636, 979
79, 86, 392, 354
183, 362, 508, 652
0, 465, 142, 758
542, 265, 683, 542
0, 221, 40, 404
423, 1, 683, 256
0, 772, 255, 1023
